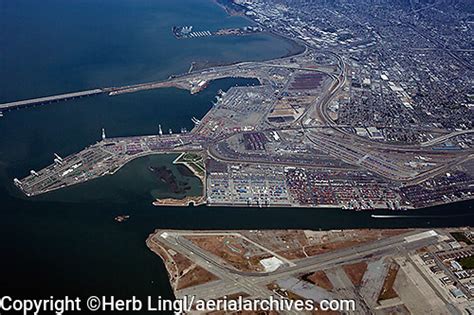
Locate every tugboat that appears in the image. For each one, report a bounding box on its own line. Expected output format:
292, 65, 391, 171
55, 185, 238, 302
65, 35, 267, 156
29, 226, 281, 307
114, 215, 130, 223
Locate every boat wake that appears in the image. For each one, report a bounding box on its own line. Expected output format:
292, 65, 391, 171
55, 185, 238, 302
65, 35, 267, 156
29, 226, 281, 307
371, 213, 474, 219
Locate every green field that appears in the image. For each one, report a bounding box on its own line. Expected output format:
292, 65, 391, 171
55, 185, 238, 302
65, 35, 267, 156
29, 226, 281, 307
450, 232, 473, 245
459, 256, 474, 270
175, 153, 205, 177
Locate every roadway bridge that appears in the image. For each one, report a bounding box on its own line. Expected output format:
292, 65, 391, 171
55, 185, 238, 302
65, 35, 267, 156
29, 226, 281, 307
0, 89, 104, 112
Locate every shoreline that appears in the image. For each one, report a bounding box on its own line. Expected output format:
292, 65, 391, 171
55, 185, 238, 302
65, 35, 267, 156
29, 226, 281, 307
212, 0, 248, 17
188, 34, 305, 73
153, 195, 206, 207
189, 0, 306, 72
12, 1, 472, 213
23, 149, 472, 211
152, 152, 207, 207
146, 227, 473, 311
172, 153, 206, 184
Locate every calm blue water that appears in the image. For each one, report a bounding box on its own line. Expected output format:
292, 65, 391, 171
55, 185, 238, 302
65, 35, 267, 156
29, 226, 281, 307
0, 0, 472, 312
0, 0, 298, 102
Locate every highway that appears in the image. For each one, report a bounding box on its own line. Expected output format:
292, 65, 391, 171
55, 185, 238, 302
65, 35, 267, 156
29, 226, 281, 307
405, 153, 474, 185
419, 130, 474, 147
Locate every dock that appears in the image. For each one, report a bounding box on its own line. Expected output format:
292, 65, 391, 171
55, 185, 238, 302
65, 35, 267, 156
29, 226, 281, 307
14, 133, 208, 197
0, 89, 104, 112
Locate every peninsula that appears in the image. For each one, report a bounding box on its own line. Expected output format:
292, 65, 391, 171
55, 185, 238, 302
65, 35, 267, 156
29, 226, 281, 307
9, 0, 473, 210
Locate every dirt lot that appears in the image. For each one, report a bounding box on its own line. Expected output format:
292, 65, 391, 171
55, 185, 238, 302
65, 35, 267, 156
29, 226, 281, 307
378, 263, 400, 301
146, 233, 218, 291
343, 262, 368, 286
293, 229, 410, 258
176, 264, 218, 290
302, 271, 334, 291
187, 235, 271, 272
223, 229, 411, 262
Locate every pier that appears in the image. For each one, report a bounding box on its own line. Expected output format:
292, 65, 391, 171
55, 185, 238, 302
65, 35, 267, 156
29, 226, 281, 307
0, 89, 104, 112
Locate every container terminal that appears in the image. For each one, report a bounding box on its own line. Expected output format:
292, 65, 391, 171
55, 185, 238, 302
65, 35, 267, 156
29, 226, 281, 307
11, 48, 473, 210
